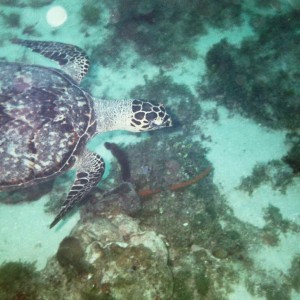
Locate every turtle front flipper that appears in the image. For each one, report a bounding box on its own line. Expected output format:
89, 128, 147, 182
50, 150, 105, 229
12, 38, 89, 83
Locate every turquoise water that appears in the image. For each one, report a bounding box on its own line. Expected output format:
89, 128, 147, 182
0, 1, 300, 299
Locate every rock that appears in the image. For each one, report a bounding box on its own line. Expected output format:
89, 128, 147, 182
42, 214, 173, 300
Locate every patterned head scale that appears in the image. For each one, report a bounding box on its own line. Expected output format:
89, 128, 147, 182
130, 99, 172, 132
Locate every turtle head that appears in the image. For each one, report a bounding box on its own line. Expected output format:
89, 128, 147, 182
130, 99, 172, 132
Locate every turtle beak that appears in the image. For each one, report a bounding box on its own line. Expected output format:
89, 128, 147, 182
150, 113, 172, 130
164, 116, 172, 127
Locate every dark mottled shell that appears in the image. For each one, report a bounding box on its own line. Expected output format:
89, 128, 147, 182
0, 61, 96, 190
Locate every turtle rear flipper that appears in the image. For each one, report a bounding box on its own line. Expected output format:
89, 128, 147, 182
12, 38, 89, 83
50, 150, 105, 229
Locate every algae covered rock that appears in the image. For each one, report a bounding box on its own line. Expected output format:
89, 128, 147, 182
74, 215, 173, 299
56, 236, 92, 275
42, 214, 173, 300
0, 261, 40, 300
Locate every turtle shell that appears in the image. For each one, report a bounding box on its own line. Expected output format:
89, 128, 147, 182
0, 61, 96, 190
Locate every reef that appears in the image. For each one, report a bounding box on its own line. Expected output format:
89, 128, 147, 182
1, 1, 299, 299
1, 126, 299, 299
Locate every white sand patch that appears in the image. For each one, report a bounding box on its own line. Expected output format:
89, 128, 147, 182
291, 290, 300, 300
230, 179, 300, 227
90, 46, 159, 100
228, 283, 264, 300
166, 15, 254, 93
196, 102, 300, 298
0, 196, 79, 270
197, 103, 288, 191
196, 17, 254, 52
251, 232, 300, 274
195, 102, 292, 227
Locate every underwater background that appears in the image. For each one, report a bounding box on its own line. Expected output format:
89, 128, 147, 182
0, 0, 300, 299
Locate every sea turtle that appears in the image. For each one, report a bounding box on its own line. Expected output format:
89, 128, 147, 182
0, 39, 172, 228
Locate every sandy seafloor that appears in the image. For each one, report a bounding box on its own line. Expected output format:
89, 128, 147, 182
0, 0, 300, 299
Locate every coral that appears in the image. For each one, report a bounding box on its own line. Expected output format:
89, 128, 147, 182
0, 261, 40, 300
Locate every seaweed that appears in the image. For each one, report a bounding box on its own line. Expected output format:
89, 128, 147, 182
0, 261, 40, 300
284, 143, 300, 174
1, 12, 21, 28
194, 271, 210, 296
262, 283, 291, 300
263, 205, 290, 232
200, 11, 300, 129
289, 254, 300, 292
81, 2, 101, 25
173, 269, 194, 299
28, 0, 53, 7
238, 160, 294, 195
92, 0, 242, 66
0, 0, 20, 6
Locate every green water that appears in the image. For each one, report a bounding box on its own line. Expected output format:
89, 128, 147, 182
0, 1, 300, 299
